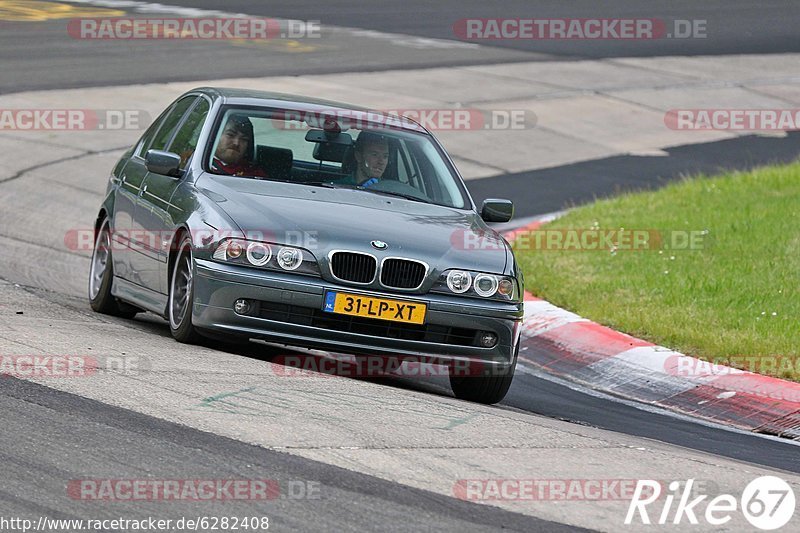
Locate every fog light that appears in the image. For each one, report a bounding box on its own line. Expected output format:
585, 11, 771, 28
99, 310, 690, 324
479, 332, 498, 348
234, 298, 251, 315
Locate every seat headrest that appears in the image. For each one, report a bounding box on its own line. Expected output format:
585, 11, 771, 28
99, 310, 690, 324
312, 142, 350, 163
257, 145, 293, 163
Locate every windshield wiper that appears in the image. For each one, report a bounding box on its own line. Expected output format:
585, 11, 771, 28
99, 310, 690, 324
357, 187, 428, 203
299, 181, 346, 189
300, 181, 428, 203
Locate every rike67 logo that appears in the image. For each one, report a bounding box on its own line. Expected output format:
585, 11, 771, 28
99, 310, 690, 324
626, 477, 796, 530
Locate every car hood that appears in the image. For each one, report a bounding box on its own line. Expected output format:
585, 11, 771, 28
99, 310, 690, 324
196, 174, 509, 274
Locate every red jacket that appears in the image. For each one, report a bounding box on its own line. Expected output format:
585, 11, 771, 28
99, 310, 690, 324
211, 158, 268, 179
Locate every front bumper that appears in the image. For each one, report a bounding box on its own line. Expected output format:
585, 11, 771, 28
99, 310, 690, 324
192, 259, 523, 366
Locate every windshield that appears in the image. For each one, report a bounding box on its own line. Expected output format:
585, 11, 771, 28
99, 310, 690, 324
205, 105, 470, 209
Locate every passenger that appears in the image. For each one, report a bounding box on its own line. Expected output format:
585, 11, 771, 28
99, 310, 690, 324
210, 115, 268, 178
339, 131, 389, 187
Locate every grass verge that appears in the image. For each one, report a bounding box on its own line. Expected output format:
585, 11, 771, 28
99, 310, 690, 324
515, 162, 800, 380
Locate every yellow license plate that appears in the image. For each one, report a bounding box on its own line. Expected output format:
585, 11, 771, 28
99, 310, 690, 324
323, 291, 426, 324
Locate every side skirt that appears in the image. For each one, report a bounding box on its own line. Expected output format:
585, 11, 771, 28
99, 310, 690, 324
112, 277, 168, 317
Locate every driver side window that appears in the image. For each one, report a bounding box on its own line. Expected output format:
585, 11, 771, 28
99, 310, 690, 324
167, 98, 210, 169
144, 96, 197, 155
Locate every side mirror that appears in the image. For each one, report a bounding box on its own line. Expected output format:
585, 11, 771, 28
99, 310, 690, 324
145, 149, 182, 177
480, 199, 514, 223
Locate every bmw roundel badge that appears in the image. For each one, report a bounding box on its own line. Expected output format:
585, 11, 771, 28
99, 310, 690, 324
371, 240, 388, 250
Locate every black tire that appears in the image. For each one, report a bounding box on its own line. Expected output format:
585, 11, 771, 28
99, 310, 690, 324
168, 235, 201, 344
88, 218, 139, 319
449, 344, 518, 404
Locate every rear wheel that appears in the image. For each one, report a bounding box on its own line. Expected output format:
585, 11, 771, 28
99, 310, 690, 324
449, 344, 518, 404
89, 218, 139, 318
169, 236, 201, 343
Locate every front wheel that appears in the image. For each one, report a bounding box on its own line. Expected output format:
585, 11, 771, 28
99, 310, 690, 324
449, 345, 518, 404
89, 218, 139, 318
169, 236, 201, 343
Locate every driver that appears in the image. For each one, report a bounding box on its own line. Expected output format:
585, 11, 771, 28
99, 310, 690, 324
337, 131, 389, 187
210, 114, 268, 178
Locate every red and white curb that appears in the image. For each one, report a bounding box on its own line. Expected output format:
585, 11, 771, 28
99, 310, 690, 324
504, 220, 800, 441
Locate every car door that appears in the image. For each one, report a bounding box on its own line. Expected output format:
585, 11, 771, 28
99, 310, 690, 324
137, 96, 210, 294
111, 108, 168, 281
125, 95, 198, 292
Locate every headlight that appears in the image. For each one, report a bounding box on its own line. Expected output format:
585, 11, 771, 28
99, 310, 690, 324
474, 273, 499, 297
433, 269, 519, 301
213, 238, 319, 276
246, 242, 272, 266
446, 270, 472, 293
276, 247, 303, 270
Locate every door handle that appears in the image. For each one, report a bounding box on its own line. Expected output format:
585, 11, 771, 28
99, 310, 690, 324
139, 184, 147, 197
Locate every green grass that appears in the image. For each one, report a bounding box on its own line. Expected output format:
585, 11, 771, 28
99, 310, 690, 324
515, 162, 800, 380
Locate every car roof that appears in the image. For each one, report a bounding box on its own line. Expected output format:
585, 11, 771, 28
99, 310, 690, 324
191, 86, 428, 134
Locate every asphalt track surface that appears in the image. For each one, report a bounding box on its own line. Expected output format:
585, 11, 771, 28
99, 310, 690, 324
163, 0, 800, 58
2, 1, 800, 531
3, 1, 799, 93
1, 375, 577, 532
472, 131, 800, 218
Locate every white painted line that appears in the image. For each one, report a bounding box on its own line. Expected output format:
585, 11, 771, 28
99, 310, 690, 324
521, 299, 589, 338
609, 345, 728, 386
515, 359, 800, 447
347, 29, 478, 50
498, 210, 567, 237
584, 352, 700, 398
58, 0, 253, 18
